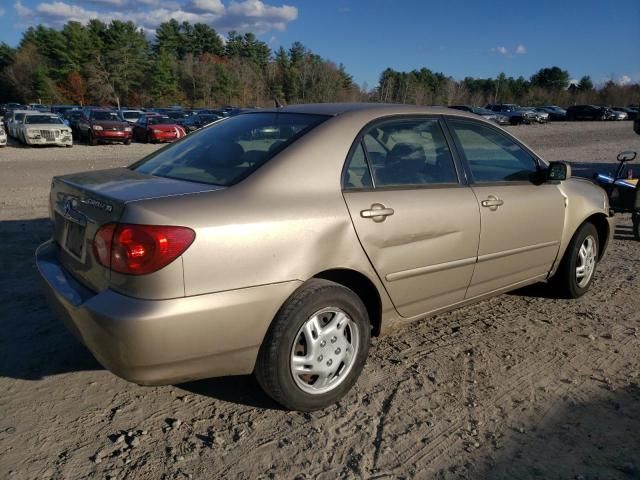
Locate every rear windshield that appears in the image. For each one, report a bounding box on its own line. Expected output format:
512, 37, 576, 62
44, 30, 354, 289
131, 112, 329, 186
148, 116, 173, 125
122, 111, 141, 119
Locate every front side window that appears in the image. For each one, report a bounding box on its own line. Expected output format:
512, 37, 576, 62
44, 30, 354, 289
448, 119, 538, 182
356, 118, 458, 187
132, 113, 329, 186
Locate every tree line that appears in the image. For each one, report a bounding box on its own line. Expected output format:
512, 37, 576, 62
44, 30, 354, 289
0, 19, 637, 108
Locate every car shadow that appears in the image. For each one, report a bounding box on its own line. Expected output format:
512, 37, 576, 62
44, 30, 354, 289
0, 218, 103, 381
177, 376, 286, 410
479, 383, 640, 479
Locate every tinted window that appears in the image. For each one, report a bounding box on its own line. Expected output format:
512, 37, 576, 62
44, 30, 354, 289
362, 119, 458, 187
343, 142, 373, 189
24, 115, 63, 124
449, 120, 538, 182
132, 113, 328, 186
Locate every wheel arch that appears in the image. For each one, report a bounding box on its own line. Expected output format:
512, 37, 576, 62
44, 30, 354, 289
581, 212, 610, 260
313, 268, 383, 337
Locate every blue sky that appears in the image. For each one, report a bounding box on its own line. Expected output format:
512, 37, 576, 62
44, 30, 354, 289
0, 0, 638, 87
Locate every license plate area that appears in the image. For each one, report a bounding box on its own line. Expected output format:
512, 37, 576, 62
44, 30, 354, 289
64, 220, 86, 259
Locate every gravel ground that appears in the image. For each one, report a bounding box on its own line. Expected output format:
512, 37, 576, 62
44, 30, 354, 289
1, 121, 639, 479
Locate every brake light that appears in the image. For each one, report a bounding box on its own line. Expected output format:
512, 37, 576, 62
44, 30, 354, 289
93, 223, 195, 275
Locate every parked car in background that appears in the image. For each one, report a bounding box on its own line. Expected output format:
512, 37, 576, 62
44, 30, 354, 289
28, 103, 50, 112
0, 125, 6, 147
182, 113, 222, 133
610, 109, 628, 121
521, 107, 549, 123
635, 116, 640, 135
1, 103, 25, 118
612, 107, 636, 120
51, 105, 80, 115
62, 110, 84, 138
37, 103, 614, 411
5, 110, 31, 138
132, 114, 187, 143
164, 110, 190, 127
485, 104, 536, 124
448, 105, 510, 125
77, 109, 133, 145
566, 105, 613, 121
536, 106, 567, 121
120, 109, 145, 124
18, 113, 73, 147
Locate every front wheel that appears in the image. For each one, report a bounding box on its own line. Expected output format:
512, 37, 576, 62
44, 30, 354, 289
89, 131, 98, 146
551, 222, 599, 298
255, 279, 371, 411
633, 212, 640, 241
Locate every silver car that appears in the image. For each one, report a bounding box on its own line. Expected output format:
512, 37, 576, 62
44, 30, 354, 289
36, 103, 614, 410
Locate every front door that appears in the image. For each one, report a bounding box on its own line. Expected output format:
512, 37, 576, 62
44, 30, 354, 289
446, 118, 565, 298
342, 117, 481, 318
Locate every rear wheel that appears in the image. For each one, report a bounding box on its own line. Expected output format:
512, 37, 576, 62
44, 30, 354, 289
633, 212, 640, 241
552, 222, 599, 298
124, 138, 131, 145
255, 279, 371, 411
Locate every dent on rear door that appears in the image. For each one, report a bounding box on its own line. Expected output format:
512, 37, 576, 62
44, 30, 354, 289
343, 188, 480, 317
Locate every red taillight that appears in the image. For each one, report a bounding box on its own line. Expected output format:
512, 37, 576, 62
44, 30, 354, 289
93, 223, 195, 275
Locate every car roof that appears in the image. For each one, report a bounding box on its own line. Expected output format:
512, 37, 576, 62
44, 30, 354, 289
244, 102, 481, 121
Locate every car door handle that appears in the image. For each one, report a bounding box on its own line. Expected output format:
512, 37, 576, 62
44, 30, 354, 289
361, 203, 395, 222
481, 195, 504, 211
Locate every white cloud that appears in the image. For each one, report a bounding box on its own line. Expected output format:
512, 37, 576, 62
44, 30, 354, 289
14, 0, 299, 37
35, 2, 100, 24
186, 0, 225, 14
85, 0, 129, 6
14, 0, 33, 18
492, 46, 508, 56
617, 74, 632, 86
515, 44, 526, 54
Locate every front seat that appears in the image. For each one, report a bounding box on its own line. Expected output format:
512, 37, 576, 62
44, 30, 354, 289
376, 143, 427, 185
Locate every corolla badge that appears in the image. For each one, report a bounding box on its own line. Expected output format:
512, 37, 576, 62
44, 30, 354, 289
81, 197, 113, 213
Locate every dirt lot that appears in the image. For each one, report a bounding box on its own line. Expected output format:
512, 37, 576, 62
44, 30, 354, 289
1, 121, 639, 480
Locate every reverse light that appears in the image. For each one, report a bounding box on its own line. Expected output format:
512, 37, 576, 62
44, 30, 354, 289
93, 223, 195, 275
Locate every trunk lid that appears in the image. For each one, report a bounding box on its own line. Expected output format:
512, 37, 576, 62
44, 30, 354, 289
50, 167, 222, 292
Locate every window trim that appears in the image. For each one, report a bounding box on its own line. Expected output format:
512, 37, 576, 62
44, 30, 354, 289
442, 116, 546, 186
341, 114, 466, 192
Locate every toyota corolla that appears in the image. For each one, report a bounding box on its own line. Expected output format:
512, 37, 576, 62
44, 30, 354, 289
36, 104, 614, 411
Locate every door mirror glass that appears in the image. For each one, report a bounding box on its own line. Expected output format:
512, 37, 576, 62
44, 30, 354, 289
617, 150, 637, 163
547, 161, 571, 182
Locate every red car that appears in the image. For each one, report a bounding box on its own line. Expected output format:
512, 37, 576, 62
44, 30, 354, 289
77, 109, 133, 145
132, 115, 187, 143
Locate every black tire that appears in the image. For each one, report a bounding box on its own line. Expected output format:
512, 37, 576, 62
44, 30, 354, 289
633, 212, 640, 241
89, 131, 98, 146
124, 138, 131, 145
255, 279, 371, 411
552, 222, 599, 298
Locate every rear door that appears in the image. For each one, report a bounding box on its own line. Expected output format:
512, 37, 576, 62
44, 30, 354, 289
446, 118, 565, 298
342, 117, 480, 318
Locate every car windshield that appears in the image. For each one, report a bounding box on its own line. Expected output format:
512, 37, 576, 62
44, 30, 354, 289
122, 111, 141, 119
166, 111, 187, 119
92, 111, 121, 121
132, 112, 329, 186
147, 116, 173, 125
24, 115, 63, 124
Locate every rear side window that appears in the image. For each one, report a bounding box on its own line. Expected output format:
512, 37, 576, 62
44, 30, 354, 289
448, 119, 538, 182
358, 118, 458, 187
132, 113, 329, 186
344, 143, 373, 189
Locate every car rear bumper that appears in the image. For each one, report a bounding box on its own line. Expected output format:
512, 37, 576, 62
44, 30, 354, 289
35, 240, 300, 385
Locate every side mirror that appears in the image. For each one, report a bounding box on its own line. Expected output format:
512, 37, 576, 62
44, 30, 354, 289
617, 150, 637, 163
547, 161, 571, 182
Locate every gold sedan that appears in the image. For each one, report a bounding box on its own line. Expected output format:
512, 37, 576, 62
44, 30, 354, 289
36, 104, 614, 410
